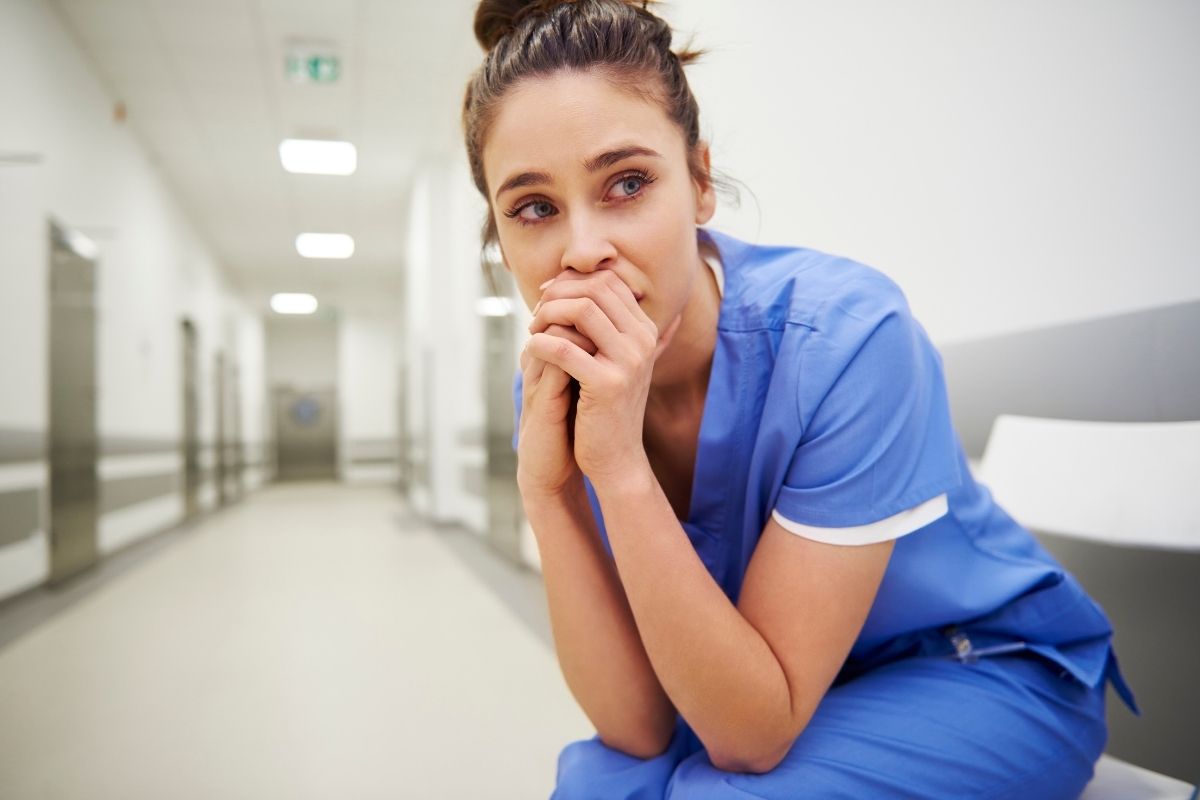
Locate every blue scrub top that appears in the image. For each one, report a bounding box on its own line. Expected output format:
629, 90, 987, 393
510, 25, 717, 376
513, 227, 1137, 713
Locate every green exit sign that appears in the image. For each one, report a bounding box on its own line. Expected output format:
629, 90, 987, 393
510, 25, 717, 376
286, 53, 341, 84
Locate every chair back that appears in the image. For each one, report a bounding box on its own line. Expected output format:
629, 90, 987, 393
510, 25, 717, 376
978, 415, 1200, 550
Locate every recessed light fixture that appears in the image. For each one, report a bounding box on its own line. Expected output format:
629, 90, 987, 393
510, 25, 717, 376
296, 233, 354, 259
279, 138, 357, 175
270, 293, 319, 315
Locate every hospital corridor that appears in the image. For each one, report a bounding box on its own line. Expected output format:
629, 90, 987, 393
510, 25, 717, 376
1, 0, 1198, 798
0, 483, 587, 797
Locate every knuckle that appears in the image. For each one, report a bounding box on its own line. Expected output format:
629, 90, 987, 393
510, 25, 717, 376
578, 298, 599, 319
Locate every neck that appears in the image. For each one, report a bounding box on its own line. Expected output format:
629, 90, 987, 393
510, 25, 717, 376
646, 249, 720, 415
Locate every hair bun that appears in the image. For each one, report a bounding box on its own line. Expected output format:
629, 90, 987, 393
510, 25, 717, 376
474, 0, 657, 52
473, 0, 546, 52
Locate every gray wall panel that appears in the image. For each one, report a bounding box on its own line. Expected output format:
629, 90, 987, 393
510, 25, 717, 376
0, 429, 45, 464
100, 473, 181, 514
99, 437, 178, 456
940, 300, 1200, 458
0, 489, 41, 547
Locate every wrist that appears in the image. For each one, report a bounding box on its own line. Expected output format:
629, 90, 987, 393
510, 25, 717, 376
520, 471, 589, 519
587, 455, 657, 505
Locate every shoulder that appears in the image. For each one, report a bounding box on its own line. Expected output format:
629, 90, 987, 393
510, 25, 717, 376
704, 228, 912, 335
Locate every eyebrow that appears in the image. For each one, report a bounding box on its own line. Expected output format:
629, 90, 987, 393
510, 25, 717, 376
493, 145, 663, 202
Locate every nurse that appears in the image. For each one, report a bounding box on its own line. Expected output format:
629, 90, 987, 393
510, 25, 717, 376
460, 1, 1138, 797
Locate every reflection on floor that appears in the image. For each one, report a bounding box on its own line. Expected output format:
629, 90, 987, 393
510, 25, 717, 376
0, 483, 591, 799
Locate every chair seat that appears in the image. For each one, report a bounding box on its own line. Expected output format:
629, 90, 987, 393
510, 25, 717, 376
1080, 754, 1197, 800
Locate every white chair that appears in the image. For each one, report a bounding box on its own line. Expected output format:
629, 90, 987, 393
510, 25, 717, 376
977, 414, 1200, 800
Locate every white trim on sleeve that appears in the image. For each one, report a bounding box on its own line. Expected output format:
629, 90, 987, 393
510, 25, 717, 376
772, 493, 949, 546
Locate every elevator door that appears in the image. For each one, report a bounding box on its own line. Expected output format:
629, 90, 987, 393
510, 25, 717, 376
215, 351, 227, 505
48, 221, 99, 584
181, 319, 200, 518
274, 387, 338, 481
229, 364, 244, 500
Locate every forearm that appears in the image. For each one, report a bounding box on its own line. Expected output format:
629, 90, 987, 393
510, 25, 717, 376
524, 474, 678, 757
592, 461, 796, 772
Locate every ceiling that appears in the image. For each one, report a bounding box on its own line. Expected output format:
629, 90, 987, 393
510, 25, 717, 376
52, 0, 483, 307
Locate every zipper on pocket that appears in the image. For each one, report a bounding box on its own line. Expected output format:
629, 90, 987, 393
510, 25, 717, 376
943, 626, 1027, 663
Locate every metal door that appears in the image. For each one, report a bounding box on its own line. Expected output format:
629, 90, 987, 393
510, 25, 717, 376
229, 364, 244, 500
214, 351, 227, 505
47, 221, 99, 584
181, 319, 200, 518
273, 386, 338, 481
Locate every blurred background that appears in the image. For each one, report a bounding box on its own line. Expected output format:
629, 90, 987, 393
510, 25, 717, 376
0, 0, 1197, 797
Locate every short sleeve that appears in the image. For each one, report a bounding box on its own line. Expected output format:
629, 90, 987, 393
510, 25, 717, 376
772, 275, 962, 545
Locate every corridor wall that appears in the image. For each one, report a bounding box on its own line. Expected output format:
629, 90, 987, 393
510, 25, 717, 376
661, 1, 1200, 345
402, 161, 488, 534
0, 0, 265, 602
338, 312, 401, 484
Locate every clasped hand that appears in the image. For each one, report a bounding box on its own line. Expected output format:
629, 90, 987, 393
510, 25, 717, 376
517, 269, 681, 498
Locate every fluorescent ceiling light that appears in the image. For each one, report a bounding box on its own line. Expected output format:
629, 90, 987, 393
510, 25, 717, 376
279, 139, 357, 175
271, 293, 319, 315
296, 233, 354, 259
475, 296, 514, 317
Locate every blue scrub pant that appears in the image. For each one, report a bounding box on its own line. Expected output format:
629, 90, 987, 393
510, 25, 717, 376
551, 649, 1107, 799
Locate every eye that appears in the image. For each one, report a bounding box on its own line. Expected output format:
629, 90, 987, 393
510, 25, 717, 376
617, 176, 643, 196
604, 169, 657, 202
504, 199, 558, 226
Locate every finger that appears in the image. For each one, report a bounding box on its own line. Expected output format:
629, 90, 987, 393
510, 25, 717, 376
530, 297, 627, 358
520, 344, 547, 394
544, 323, 598, 356
540, 270, 648, 334
526, 331, 602, 385
536, 362, 572, 400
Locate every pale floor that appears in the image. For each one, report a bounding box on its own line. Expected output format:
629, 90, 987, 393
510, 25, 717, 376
0, 483, 592, 799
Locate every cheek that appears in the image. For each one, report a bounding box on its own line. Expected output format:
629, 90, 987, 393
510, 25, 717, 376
500, 243, 558, 311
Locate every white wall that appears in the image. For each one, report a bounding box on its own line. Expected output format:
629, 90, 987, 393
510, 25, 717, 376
231, 299, 270, 490
0, 0, 265, 600
264, 315, 338, 389
338, 312, 401, 484
661, 1, 1200, 344
402, 159, 489, 532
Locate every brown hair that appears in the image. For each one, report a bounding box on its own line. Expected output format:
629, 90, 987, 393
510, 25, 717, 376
462, 0, 710, 252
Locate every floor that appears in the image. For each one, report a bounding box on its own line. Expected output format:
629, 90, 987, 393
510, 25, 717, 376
0, 483, 592, 799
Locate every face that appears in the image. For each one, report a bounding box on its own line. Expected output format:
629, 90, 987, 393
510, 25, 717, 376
481, 69, 716, 331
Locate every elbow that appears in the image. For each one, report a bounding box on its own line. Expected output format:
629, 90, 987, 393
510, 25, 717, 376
597, 730, 674, 761
707, 712, 811, 775
595, 713, 678, 761
708, 743, 791, 775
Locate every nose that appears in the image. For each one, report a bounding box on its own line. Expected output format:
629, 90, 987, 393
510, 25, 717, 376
559, 214, 617, 274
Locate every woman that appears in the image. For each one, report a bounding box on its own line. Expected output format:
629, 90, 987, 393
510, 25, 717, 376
461, 1, 1138, 797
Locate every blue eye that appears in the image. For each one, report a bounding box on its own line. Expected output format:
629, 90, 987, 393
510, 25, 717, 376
506, 199, 558, 225
606, 170, 656, 202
